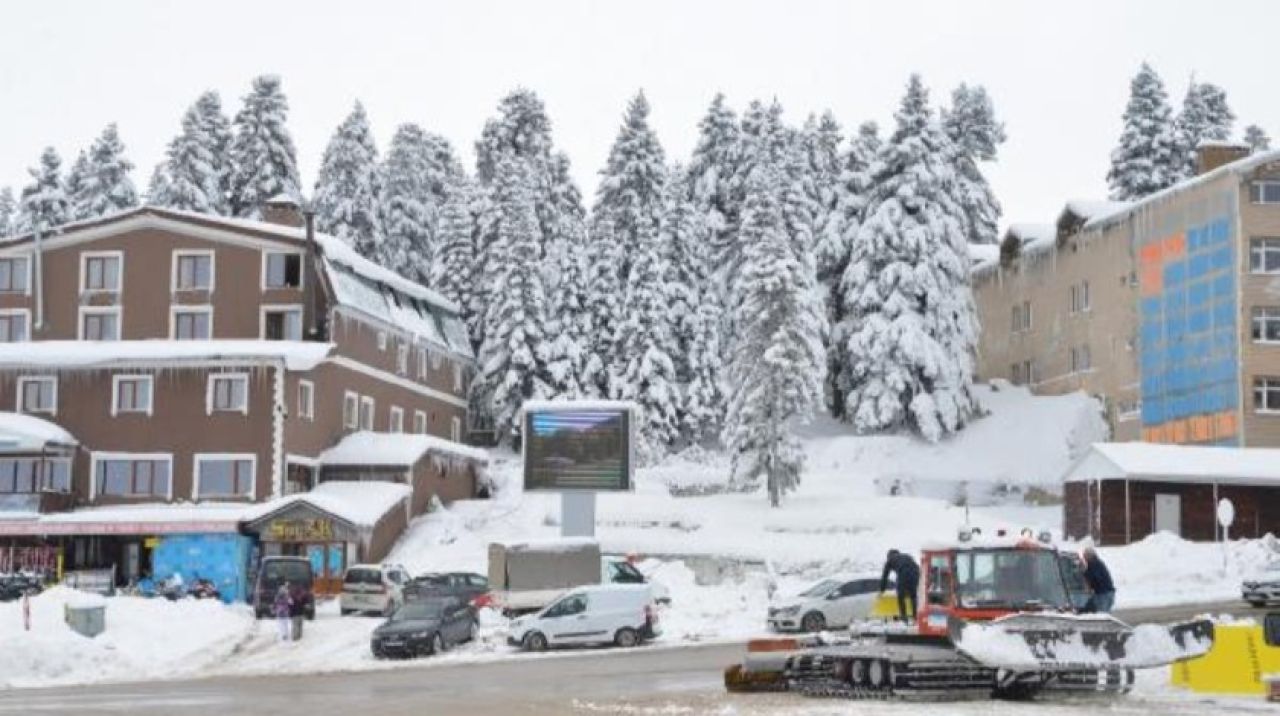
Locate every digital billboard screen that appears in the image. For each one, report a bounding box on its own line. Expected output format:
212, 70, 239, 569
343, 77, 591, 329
523, 407, 632, 491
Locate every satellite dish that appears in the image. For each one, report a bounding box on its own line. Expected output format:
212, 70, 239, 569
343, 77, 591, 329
1217, 498, 1235, 529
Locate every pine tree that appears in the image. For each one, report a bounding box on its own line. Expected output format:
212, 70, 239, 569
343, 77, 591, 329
382, 124, 435, 284
543, 152, 592, 401
824, 122, 881, 418
1245, 124, 1272, 153
229, 75, 301, 218
18, 147, 70, 232
943, 84, 1005, 245
802, 111, 845, 274
687, 94, 742, 297
155, 92, 232, 214
662, 168, 722, 444
722, 164, 824, 506
0, 188, 15, 236
476, 155, 552, 444
1175, 80, 1235, 177
74, 124, 139, 220
64, 151, 91, 221
839, 75, 978, 442
313, 101, 384, 260
1107, 63, 1182, 200
587, 91, 668, 395
431, 175, 480, 338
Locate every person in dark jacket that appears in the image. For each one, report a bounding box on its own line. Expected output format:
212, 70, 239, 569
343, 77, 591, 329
1081, 547, 1116, 613
880, 549, 921, 622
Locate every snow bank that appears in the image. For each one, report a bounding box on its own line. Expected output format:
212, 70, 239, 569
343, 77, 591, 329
0, 587, 254, 689
1096, 532, 1278, 608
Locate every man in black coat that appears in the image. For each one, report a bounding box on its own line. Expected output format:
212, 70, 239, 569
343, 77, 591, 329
1081, 547, 1116, 613
880, 549, 920, 622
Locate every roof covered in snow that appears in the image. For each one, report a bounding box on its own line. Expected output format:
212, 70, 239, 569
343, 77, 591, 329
0, 340, 332, 371
320, 431, 490, 467
0, 412, 77, 451
967, 243, 1000, 273
1064, 442, 1280, 486
1061, 199, 1132, 225
244, 481, 411, 529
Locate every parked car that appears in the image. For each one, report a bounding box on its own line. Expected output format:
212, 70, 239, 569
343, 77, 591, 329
1243, 561, 1280, 607
508, 584, 660, 651
404, 572, 490, 606
602, 555, 671, 605
340, 563, 411, 616
253, 556, 315, 620
370, 596, 478, 659
767, 574, 886, 632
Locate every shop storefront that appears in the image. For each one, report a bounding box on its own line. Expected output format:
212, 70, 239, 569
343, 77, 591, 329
244, 501, 360, 595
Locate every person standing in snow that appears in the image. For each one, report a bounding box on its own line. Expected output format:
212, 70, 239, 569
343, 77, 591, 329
273, 582, 293, 642
1081, 547, 1116, 613
880, 549, 921, 623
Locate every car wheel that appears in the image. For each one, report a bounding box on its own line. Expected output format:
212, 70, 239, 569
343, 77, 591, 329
431, 632, 445, 655
467, 619, 479, 643
371, 644, 385, 660
340, 607, 354, 616
614, 627, 639, 648
523, 631, 548, 652
801, 611, 826, 633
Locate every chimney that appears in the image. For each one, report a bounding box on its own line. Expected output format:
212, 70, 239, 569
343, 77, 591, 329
1196, 141, 1251, 176
261, 195, 305, 227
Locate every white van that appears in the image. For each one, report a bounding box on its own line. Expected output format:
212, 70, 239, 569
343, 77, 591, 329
508, 584, 660, 651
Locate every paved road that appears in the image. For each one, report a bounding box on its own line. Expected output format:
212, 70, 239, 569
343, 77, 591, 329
0, 601, 1263, 716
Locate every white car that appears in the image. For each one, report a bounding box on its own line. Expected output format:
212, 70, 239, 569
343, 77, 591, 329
768, 575, 888, 632
508, 584, 661, 651
1243, 562, 1280, 607
340, 563, 411, 616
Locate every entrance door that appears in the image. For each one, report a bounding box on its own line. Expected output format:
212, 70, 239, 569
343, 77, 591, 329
1154, 494, 1181, 536
123, 543, 141, 583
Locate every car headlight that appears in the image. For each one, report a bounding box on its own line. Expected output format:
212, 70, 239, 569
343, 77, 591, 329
774, 605, 800, 617
411, 630, 433, 639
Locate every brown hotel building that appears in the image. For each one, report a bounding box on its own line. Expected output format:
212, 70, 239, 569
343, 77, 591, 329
0, 200, 485, 593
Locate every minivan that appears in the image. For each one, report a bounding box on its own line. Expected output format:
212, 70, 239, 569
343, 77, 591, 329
253, 556, 315, 620
340, 563, 410, 616
508, 584, 660, 651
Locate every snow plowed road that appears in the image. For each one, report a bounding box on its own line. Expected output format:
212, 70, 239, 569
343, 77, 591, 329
0, 601, 1265, 715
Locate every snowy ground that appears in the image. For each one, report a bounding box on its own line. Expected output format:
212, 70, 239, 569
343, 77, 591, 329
2, 383, 1276, 692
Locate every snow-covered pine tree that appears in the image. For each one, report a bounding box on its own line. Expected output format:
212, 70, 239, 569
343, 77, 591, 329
313, 101, 384, 261
801, 111, 845, 272
146, 164, 171, 205
942, 84, 1004, 246
431, 174, 480, 336
63, 152, 91, 221
476, 154, 553, 444
475, 89, 554, 186
824, 121, 882, 418
838, 75, 978, 442
662, 167, 722, 444
74, 124, 139, 220
228, 75, 301, 218
382, 124, 435, 284
587, 91, 668, 395
1245, 125, 1272, 153
18, 147, 70, 232
1107, 63, 1182, 200
686, 93, 742, 297
0, 188, 16, 236
156, 92, 232, 214
722, 163, 824, 506
1175, 81, 1235, 177
542, 152, 592, 401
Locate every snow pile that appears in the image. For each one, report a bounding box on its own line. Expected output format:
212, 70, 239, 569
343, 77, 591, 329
957, 617, 1211, 670
1098, 532, 1278, 607
0, 587, 254, 689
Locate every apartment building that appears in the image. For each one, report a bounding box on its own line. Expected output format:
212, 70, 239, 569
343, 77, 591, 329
973, 143, 1280, 448
0, 200, 486, 593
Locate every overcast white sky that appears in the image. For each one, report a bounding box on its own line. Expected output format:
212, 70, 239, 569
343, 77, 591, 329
0, 0, 1274, 228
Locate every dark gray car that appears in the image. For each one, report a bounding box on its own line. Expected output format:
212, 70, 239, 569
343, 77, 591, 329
370, 597, 478, 659
404, 572, 490, 606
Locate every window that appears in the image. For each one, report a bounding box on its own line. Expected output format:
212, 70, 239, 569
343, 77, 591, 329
80, 307, 120, 341
359, 396, 375, 430
377, 331, 387, 351
1010, 301, 1032, 333
195, 456, 255, 499
1011, 305, 1021, 332
297, 380, 314, 421
1011, 363, 1023, 384
453, 363, 464, 392
418, 348, 428, 379
263, 252, 302, 289
0, 310, 29, 342
94, 456, 171, 498
81, 252, 122, 292
413, 410, 427, 434
1068, 285, 1077, 313
1023, 360, 1035, 384
207, 374, 249, 414
397, 344, 409, 374
172, 251, 213, 291
172, 307, 212, 340
261, 306, 303, 341
430, 349, 442, 371
1251, 181, 1280, 204
1251, 238, 1280, 274
0, 458, 70, 494
343, 391, 359, 429
390, 406, 404, 433
1255, 377, 1280, 413
0, 256, 29, 293
112, 375, 153, 415
1253, 307, 1280, 343
1068, 282, 1089, 313
17, 376, 56, 415
450, 416, 461, 442
1070, 345, 1092, 373
1080, 281, 1090, 311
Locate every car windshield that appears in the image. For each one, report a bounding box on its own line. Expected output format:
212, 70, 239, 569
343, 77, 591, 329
799, 579, 839, 598
263, 560, 309, 583
955, 549, 1071, 610
392, 601, 444, 622
609, 561, 646, 583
